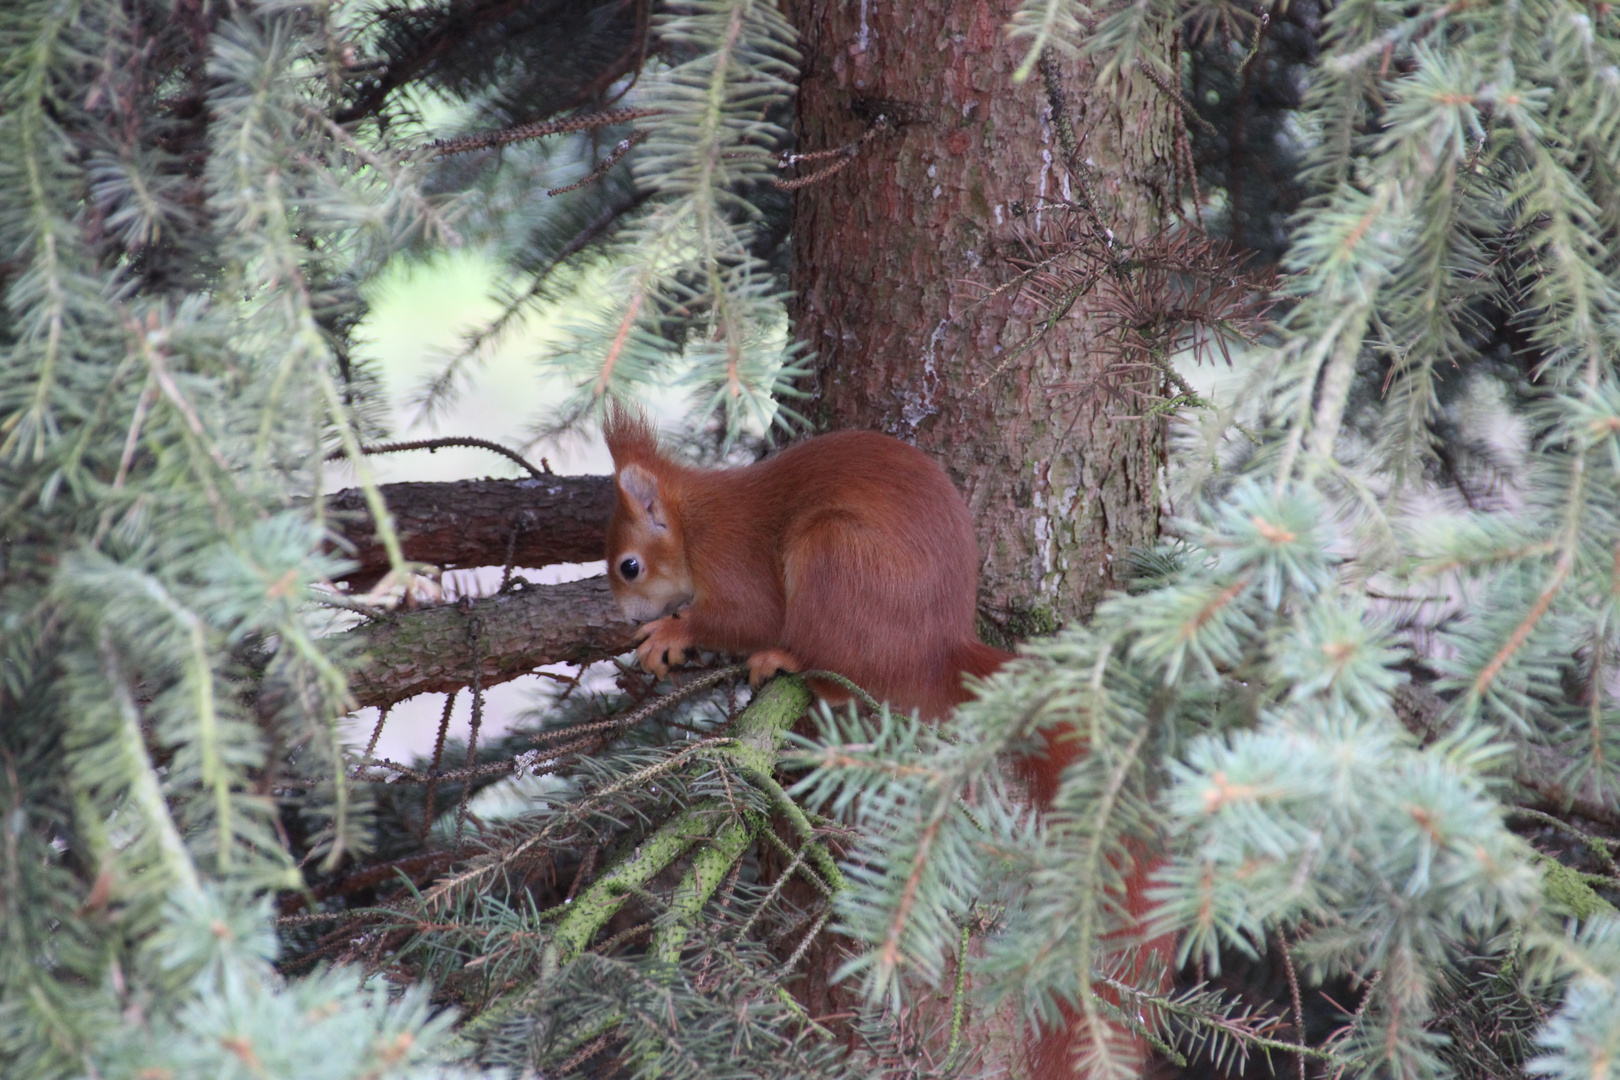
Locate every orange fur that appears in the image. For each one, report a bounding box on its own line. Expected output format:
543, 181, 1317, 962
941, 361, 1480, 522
603, 409, 1011, 717
1019, 724, 1175, 1078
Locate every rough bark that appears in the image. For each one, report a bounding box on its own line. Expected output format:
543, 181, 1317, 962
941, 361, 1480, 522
341, 576, 636, 709
327, 475, 614, 587
789, 0, 1179, 634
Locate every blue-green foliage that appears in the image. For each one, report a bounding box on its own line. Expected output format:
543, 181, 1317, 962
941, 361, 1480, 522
0, 0, 466, 1076
7, 0, 1620, 1074
456, 0, 809, 441
798, 0, 1620, 1073
795, 485, 1554, 1078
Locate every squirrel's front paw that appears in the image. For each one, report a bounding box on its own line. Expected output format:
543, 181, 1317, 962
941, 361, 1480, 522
747, 648, 802, 687
634, 614, 695, 677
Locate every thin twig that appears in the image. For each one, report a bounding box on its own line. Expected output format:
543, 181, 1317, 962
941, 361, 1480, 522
1278, 929, 1307, 1080
547, 130, 648, 196
798, 669, 882, 712
733, 844, 810, 941
410, 193, 651, 425
455, 610, 487, 844
1136, 59, 1219, 138
1237, 12, 1272, 84
556, 1031, 615, 1074
499, 523, 522, 593
943, 920, 973, 1069
348, 669, 748, 788
326, 436, 549, 480
596, 921, 655, 953
1098, 973, 1343, 1064
772, 122, 886, 191
566, 844, 600, 903
363, 702, 391, 759
421, 690, 456, 839
1326, 2, 1462, 74
758, 826, 835, 900
1506, 806, 1620, 876
417, 735, 737, 908
429, 107, 661, 158
782, 907, 832, 973
1038, 48, 1118, 251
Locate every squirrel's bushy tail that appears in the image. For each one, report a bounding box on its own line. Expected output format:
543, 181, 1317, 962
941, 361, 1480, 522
948, 639, 1176, 1078
926, 638, 1012, 724
951, 639, 1013, 686
951, 641, 1174, 1079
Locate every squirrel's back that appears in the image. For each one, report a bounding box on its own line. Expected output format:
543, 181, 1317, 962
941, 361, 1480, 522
693, 432, 989, 716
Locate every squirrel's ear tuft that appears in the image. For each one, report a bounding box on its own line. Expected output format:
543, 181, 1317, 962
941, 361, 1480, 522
617, 463, 668, 530
604, 403, 659, 467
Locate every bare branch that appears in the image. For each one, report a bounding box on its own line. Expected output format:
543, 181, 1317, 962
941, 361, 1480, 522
340, 575, 636, 709
326, 475, 615, 587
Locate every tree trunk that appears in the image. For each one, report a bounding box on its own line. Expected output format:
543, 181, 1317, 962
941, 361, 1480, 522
789, 0, 1179, 634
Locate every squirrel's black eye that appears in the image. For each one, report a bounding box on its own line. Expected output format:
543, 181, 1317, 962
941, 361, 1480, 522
618, 557, 641, 581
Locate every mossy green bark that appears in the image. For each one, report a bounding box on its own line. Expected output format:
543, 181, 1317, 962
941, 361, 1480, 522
542, 675, 817, 979
1539, 855, 1619, 920
651, 819, 755, 962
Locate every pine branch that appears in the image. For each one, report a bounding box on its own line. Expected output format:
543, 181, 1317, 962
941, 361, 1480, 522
325, 475, 614, 587
339, 575, 636, 709
429, 107, 662, 158
333, 437, 551, 480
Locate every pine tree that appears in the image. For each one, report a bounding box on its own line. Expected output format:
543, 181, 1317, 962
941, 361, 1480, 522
0, 1, 471, 1076
813, 0, 1620, 1075
6, 0, 1620, 1078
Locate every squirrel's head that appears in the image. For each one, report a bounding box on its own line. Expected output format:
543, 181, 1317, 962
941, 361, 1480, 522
606, 462, 694, 621
604, 409, 694, 623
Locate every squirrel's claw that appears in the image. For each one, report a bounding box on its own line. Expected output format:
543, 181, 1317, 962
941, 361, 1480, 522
747, 648, 802, 687
634, 614, 693, 677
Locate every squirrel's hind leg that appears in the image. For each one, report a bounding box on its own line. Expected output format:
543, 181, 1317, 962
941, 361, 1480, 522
747, 648, 802, 687
777, 512, 937, 709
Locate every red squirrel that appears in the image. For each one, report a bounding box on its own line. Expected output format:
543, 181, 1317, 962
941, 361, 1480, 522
603, 409, 1010, 716
603, 410, 1164, 1077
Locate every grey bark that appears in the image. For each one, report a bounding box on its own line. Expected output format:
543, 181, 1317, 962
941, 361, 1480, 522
327, 475, 613, 588
340, 576, 637, 710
